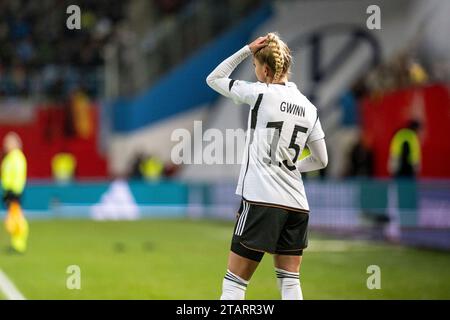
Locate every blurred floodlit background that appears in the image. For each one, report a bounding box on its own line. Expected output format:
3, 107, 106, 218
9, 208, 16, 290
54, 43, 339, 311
0, 0, 449, 299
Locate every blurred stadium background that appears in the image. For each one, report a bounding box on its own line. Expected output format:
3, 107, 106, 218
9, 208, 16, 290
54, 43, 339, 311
0, 0, 449, 299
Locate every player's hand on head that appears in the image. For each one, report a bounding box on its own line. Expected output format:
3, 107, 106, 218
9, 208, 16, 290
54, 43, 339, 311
248, 36, 268, 54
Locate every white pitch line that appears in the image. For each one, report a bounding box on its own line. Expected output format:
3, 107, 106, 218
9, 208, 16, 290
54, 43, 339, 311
0, 269, 26, 300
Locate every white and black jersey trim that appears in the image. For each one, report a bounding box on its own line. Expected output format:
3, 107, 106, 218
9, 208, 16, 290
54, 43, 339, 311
229, 79, 236, 91
235, 201, 249, 236
241, 93, 264, 196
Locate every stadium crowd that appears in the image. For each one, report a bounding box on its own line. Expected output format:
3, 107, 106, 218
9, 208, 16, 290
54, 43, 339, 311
0, 0, 125, 98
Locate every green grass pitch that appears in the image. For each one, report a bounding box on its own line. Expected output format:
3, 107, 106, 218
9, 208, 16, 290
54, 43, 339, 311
0, 219, 449, 299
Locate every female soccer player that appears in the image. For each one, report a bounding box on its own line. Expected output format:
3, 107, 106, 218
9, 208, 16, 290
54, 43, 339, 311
206, 33, 328, 300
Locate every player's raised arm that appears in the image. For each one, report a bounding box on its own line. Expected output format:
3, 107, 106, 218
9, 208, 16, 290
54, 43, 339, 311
206, 36, 267, 105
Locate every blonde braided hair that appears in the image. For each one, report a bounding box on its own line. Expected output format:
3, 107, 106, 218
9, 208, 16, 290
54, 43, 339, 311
267, 33, 284, 82
254, 32, 292, 82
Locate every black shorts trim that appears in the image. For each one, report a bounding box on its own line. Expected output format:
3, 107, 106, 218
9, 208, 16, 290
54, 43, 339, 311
241, 241, 304, 256
242, 197, 310, 214
240, 241, 265, 253
275, 248, 304, 256
231, 241, 264, 262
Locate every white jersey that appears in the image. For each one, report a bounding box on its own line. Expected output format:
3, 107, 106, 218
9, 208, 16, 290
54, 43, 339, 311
207, 46, 325, 212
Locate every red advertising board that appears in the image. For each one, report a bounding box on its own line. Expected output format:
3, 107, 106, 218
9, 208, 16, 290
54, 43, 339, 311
362, 84, 450, 177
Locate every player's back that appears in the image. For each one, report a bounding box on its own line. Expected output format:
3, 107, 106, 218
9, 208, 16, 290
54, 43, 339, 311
237, 82, 321, 212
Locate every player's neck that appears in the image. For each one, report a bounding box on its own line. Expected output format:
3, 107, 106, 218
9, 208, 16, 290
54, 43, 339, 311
270, 76, 288, 85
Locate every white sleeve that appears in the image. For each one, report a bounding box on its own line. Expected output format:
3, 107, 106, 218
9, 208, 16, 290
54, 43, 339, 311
297, 138, 328, 172
206, 45, 263, 107
307, 116, 325, 143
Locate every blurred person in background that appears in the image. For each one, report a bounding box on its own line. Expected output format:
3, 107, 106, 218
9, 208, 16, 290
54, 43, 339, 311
130, 152, 146, 180
388, 120, 422, 178
1, 132, 28, 253
51, 151, 76, 183
386, 120, 422, 242
346, 135, 389, 235
70, 87, 94, 140
347, 135, 374, 177
130, 152, 164, 181
139, 155, 164, 181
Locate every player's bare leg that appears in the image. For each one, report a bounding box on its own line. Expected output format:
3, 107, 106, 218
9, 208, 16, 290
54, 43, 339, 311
227, 251, 260, 280
274, 254, 302, 272
273, 254, 303, 300
220, 251, 260, 300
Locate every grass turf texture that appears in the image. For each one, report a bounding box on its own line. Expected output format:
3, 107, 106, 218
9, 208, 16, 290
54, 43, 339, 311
0, 219, 449, 299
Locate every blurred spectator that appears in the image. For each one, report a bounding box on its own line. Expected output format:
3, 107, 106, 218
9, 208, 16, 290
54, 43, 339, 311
140, 155, 164, 181
388, 120, 422, 178
339, 90, 358, 127
347, 135, 380, 226
346, 135, 374, 177
386, 120, 422, 241
51, 152, 77, 183
409, 61, 428, 85
364, 52, 429, 98
340, 77, 368, 129
70, 88, 94, 139
130, 152, 146, 179
130, 153, 166, 181
0, 0, 126, 99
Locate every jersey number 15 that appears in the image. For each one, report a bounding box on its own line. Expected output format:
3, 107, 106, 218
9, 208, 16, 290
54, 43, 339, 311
262, 121, 308, 171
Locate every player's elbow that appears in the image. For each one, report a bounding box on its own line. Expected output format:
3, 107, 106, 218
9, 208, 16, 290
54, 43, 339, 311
321, 156, 328, 169
308, 138, 328, 169
318, 152, 328, 169
206, 73, 216, 88
319, 141, 328, 168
